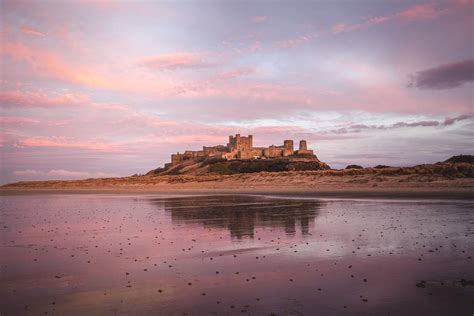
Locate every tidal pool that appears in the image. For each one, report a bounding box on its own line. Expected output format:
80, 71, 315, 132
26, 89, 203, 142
1, 194, 473, 315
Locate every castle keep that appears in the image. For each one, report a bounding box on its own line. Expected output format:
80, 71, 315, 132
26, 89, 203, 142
166, 134, 315, 169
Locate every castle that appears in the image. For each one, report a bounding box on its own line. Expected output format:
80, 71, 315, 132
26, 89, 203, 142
165, 134, 315, 169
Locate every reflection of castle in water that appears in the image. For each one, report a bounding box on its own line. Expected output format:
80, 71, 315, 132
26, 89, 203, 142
152, 195, 322, 239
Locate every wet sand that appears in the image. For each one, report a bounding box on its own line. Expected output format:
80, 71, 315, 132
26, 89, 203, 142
1, 187, 473, 200
1, 194, 473, 315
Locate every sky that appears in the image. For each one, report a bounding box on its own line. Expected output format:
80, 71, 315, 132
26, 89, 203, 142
0, 0, 473, 183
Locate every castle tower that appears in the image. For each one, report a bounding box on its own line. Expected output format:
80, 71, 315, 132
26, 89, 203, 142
283, 140, 294, 156
235, 134, 241, 148
299, 140, 307, 151
228, 134, 253, 155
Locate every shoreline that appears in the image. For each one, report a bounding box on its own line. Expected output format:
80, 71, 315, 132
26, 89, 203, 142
1, 186, 473, 200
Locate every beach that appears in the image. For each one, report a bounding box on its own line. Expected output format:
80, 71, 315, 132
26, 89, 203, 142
1, 194, 473, 315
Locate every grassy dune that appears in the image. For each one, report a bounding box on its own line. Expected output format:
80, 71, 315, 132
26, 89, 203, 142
2, 162, 473, 198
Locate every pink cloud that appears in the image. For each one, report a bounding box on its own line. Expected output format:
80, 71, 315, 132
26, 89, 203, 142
332, 2, 447, 35
0, 90, 89, 108
332, 17, 385, 34
178, 82, 330, 115
18, 136, 124, 153
332, 23, 349, 34
2, 41, 115, 89
1, 41, 176, 94
136, 53, 214, 70
0, 116, 40, 124
396, 3, 445, 20
90, 102, 130, 111
20, 26, 46, 37
0, 90, 131, 115
275, 32, 319, 49
218, 67, 257, 80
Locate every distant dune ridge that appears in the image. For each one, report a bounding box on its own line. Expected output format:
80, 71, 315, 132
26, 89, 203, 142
1, 155, 473, 197
444, 154, 474, 164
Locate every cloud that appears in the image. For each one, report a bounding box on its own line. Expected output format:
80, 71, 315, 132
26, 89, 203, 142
409, 59, 474, 90
395, 3, 445, 20
20, 26, 46, 37
332, 115, 473, 134
1, 41, 176, 94
0, 90, 130, 113
332, 3, 446, 35
275, 31, 319, 49
251, 16, 266, 23
2, 41, 116, 89
0, 90, 88, 108
136, 53, 214, 71
443, 114, 473, 125
331, 19, 387, 34
17, 136, 123, 152
0, 116, 40, 124
391, 120, 439, 128
218, 67, 257, 80
332, 23, 350, 34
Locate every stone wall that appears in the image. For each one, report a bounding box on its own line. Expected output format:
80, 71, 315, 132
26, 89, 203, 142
264, 146, 285, 158
296, 149, 314, 155
171, 153, 183, 165
203, 145, 227, 156
239, 148, 265, 159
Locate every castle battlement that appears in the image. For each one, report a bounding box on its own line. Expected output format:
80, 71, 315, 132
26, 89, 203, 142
165, 134, 315, 169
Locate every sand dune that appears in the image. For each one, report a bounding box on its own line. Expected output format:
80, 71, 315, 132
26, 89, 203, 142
2, 162, 473, 199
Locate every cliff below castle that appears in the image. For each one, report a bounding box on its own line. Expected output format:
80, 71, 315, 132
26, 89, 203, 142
147, 154, 330, 176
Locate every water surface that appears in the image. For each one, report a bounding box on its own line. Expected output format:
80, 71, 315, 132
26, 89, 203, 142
1, 194, 473, 315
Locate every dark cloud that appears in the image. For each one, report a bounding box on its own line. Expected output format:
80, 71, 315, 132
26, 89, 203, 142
392, 120, 439, 128
443, 114, 473, 126
333, 115, 473, 134
409, 59, 474, 90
